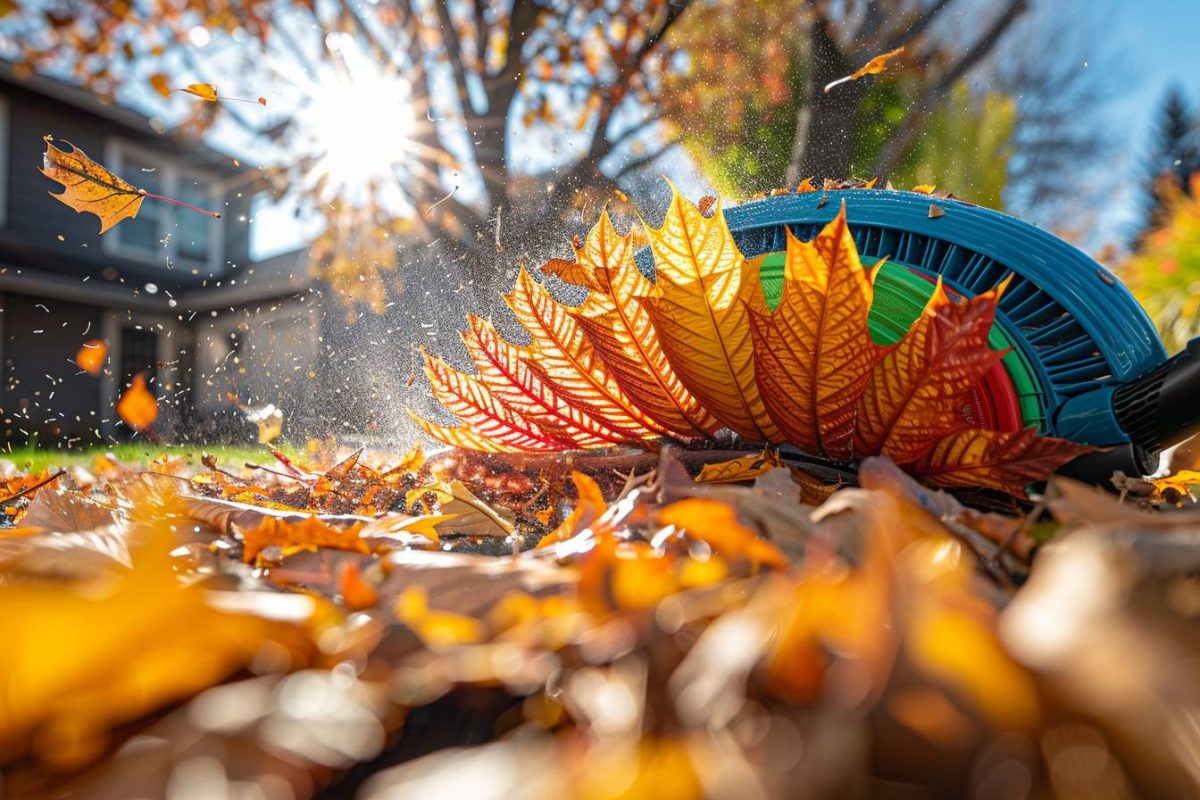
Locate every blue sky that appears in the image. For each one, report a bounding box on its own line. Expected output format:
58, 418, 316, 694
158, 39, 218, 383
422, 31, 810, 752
1078, 0, 1200, 244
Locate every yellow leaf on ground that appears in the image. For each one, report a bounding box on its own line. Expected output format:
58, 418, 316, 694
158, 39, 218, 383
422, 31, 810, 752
642, 185, 779, 442
240, 516, 369, 563
695, 449, 781, 484
116, 372, 157, 432
657, 497, 788, 569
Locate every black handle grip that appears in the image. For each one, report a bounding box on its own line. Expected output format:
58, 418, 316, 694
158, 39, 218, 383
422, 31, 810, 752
1113, 336, 1200, 454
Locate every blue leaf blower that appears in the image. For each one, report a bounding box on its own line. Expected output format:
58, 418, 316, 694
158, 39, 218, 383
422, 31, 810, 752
718, 189, 1199, 482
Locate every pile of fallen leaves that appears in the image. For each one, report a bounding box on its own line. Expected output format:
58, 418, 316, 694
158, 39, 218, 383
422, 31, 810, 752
3, 441, 1200, 799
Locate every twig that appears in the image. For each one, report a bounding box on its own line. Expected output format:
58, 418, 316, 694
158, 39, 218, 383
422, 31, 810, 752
0, 469, 66, 505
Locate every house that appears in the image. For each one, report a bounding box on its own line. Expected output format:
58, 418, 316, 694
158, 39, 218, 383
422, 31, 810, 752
0, 64, 321, 447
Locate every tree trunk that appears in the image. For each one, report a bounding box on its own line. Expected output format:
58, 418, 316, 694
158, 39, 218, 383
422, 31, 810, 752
786, 18, 868, 183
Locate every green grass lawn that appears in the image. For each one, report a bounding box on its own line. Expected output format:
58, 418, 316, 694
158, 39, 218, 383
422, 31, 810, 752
1, 442, 303, 473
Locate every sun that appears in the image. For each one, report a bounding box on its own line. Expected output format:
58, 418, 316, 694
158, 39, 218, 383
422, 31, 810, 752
300, 33, 421, 206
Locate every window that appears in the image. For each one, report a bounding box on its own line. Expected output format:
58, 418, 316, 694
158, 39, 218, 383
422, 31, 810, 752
103, 140, 224, 273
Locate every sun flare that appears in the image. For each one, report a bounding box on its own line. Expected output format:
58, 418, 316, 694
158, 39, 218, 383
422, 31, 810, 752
301, 33, 419, 204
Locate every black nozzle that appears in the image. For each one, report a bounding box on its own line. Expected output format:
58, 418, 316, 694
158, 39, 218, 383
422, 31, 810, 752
1113, 336, 1200, 455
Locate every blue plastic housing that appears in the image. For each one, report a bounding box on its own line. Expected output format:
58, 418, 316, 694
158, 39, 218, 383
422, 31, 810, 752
673, 190, 1166, 445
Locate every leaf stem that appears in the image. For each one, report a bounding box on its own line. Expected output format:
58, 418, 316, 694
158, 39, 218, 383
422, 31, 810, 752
140, 191, 222, 219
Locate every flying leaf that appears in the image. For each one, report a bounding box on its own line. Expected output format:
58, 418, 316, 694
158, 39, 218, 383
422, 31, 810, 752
41, 135, 144, 234
41, 135, 220, 234
117, 372, 158, 432
746, 204, 885, 459
226, 392, 283, 444
148, 73, 170, 97
414, 346, 568, 453
913, 428, 1097, 496
571, 209, 719, 437
182, 82, 219, 101
855, 279, 1009, 463
823, 46, 904, 93
505, 267, 663, 441
75, 338, 107, 376
642, 185, 779, 442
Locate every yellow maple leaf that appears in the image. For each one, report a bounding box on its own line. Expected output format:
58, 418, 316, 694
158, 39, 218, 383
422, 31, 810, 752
642, 185, 780, 442
571, 209, 719, 438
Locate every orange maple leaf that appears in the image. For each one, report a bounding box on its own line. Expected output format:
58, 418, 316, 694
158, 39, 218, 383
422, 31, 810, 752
74, 338, 107, 376
641, 185, 780, 442
824, 46, 905, 93
746, 204, 885, 459
116, 372, 158, 432
855, 278, 1010, 463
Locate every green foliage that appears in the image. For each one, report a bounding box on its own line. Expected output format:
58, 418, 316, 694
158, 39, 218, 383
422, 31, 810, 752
1124, 175, 1200, 353
889, 83, 1015, 210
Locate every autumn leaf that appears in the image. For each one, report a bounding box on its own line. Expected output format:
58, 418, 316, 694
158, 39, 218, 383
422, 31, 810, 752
75, 338, 107, 376
1151, 469, 1200, 495
413, 346, 569, 453
505, 267, 663, 441
117, 372, 158, 432
182, 82, 219, 101
537, 471, 607, 549
570, 209, 719, 438
459, 313, 635, 447
41, 135, 145, 234
746, 204, 884, 459
695, 449, 782, 484
0, 526, 302, 768
227, 392, 284, 444
405, 479, 515, 538
657, 497, 789, 569
823, 46, 904, 93
913, 428, 1097, 496
41, 135, 220, 234
148, 73, 170, 97
855, 279, 1009, 463
239, 515, 368, 564
642, 185, 779, 442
